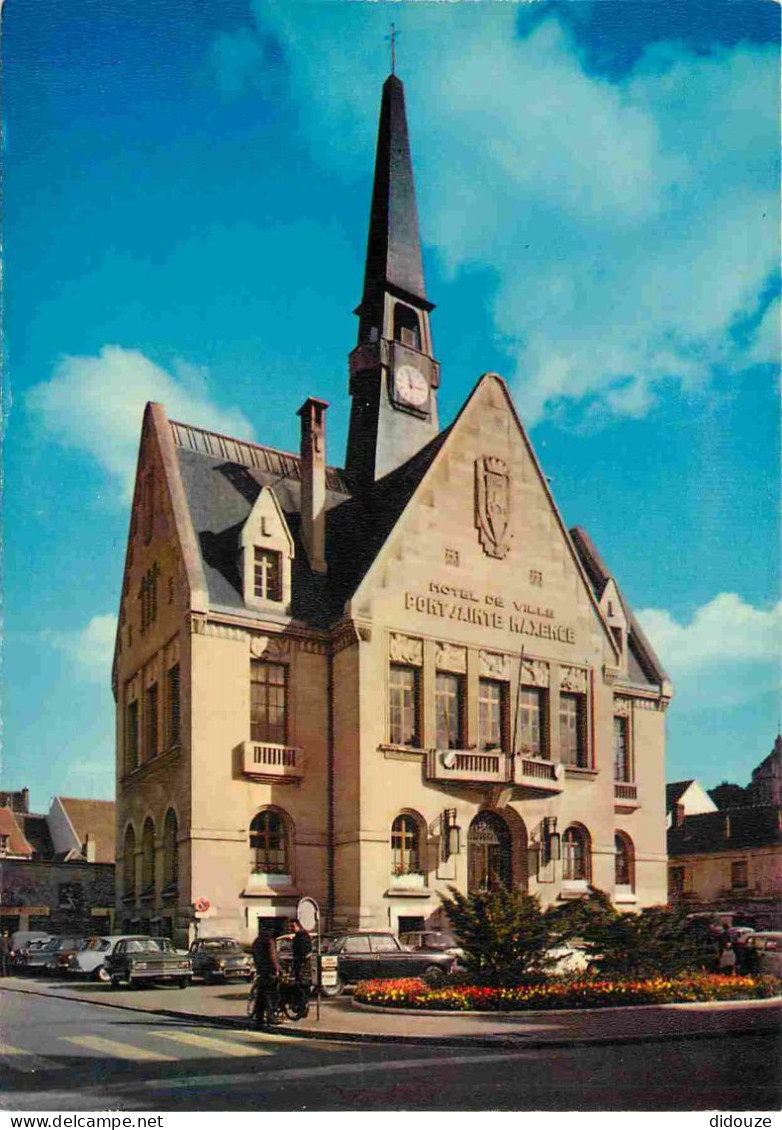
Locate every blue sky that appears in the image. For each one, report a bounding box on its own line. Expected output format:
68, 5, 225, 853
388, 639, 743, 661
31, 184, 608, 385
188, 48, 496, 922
3, 0, 779, 813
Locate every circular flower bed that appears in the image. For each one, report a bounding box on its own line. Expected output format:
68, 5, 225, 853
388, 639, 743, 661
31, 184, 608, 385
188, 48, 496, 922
354, 974, 781, 1011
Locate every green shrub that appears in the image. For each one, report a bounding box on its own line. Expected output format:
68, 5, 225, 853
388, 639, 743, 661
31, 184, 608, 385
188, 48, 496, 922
439, 885, 559, 984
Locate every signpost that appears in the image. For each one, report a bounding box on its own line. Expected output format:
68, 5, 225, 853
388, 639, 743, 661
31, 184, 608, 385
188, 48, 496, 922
296, 896, 321, 1022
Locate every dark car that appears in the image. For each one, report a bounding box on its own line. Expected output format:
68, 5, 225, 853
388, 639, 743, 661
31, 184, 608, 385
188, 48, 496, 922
319, 931, 456, 997
189, 937, 253, 982
45, 936, 87, 975
104, 935, 192, 989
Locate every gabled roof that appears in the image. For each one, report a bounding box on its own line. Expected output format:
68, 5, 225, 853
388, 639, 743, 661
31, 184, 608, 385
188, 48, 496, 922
570, 525, 669, 688
667, 781, 696, 810
668, 805, 782, 855
0, 807, 34, 857
57, 797, 116, 863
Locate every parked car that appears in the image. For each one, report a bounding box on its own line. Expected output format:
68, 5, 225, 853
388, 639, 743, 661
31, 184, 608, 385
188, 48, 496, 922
104, 935, 193, 989
10, 935, 52, 971
319, 930, 456, 997
45, 936, 87, 975
189, 937, 253, 982
67, 936, 122, 982
741, 931, 782, 977
10, 930, 51, 954
398, 930, 465, 960
14, 937, 60, 973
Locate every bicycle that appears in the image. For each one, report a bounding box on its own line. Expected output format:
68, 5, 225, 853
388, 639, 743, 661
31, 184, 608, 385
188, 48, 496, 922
247, 973, 310, 1025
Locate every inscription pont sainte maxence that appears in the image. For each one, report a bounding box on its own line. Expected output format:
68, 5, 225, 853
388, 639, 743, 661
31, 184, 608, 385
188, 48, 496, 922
403, 581, 577, 644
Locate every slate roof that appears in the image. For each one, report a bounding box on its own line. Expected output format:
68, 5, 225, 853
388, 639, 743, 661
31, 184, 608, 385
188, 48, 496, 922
361, 74, 429, 307
666, 781, 696, 811
172, 418, 448, 627
58, 797, 116, 864
0, 807, 34, 857
668, 805, 782, 855
570, 525, 668, 688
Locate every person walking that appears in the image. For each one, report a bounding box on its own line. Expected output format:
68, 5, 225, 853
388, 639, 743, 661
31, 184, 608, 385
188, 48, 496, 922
291, 918, 312, 987
250, 924, 281, 1027
0, 931, 12, 977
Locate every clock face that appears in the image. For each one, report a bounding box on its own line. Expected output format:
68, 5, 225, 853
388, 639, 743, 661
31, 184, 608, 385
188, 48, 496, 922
394, 364, 429, 408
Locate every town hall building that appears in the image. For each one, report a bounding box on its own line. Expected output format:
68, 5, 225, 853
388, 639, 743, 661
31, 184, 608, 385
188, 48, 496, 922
113, 73, 673, 944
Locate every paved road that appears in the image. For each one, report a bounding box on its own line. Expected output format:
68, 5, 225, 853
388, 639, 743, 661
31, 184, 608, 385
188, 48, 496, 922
1, 990, 779, 1111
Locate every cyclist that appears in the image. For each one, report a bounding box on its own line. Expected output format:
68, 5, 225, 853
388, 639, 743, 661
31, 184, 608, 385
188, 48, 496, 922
250, 924, 281, 1027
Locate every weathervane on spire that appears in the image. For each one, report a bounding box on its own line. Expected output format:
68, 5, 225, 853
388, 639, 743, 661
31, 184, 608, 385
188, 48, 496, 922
386, 22, 399, 75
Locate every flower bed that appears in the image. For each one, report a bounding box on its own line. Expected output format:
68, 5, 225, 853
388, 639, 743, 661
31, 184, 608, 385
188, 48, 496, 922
354, 974, 781, 1011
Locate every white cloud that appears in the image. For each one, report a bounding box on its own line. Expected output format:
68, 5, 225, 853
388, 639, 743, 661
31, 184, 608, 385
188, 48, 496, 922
47, 613, 118, 684
637, 594, 782, 674
240, 4, 778, 427
27, 345, 254, 501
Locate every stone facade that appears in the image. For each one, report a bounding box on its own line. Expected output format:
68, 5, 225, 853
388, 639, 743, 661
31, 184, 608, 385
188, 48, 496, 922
113, 73, 672, 946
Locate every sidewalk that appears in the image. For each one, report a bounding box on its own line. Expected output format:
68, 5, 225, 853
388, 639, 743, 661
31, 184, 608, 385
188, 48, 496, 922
3, 976, 780, 1049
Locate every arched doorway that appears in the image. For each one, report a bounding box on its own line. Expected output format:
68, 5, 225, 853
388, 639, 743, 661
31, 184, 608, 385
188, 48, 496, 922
468, 811, 512, 893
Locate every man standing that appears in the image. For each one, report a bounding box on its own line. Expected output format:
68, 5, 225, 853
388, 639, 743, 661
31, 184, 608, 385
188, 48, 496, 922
291, 918, 312, 986
0, 931, 12, 977
251, 924, 281, 1027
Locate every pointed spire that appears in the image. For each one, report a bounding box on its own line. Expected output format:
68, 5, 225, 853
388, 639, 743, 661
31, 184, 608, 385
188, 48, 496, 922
361, 74, 428, 307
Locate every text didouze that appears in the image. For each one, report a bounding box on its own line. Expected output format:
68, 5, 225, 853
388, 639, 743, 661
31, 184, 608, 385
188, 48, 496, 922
403, 582, 576, 644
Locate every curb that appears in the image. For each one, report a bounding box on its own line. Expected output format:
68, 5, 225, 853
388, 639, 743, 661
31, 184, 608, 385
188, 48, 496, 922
351, 995, 782, 1018
3, 981, 780, 1051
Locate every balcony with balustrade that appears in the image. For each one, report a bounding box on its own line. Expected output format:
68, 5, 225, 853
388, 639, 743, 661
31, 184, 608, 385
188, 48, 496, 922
513, 753, 564, 795
614, 781, 640, 811
241, 741, 304, 782
425, 748, 512, 786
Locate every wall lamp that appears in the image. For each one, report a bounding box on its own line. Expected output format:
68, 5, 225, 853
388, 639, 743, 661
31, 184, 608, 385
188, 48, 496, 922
542, 816, 561, 864
442, 809, 461, 860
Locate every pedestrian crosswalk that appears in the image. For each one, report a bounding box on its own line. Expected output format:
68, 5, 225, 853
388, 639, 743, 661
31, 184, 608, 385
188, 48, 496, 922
0, 1026, 288, 1074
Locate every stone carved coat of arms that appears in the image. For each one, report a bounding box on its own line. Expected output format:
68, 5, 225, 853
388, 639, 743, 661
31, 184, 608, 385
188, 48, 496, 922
475, 456, 512, 559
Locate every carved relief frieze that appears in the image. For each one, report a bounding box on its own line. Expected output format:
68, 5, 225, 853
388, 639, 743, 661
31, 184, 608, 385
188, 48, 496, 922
613, 696, 632, 717
298, 638, 329, 656
389, 633, 423, 667
250, 634, 291, 661
475, 456, 512, 559
480, 650, 510, 680
634, 696, 669, 712
435, 642, 467, 673
560, 665, 588, 693
520, 658, 550, 688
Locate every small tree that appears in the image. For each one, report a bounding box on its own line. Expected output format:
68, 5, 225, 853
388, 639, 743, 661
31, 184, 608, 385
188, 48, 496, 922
546, 888, 617, 948
582, 903, 714, 978
439, 885, 558, 984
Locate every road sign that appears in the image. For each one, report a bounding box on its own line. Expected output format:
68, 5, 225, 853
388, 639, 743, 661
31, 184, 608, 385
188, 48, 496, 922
296, 897, 318, 932
193, 897, 210, 914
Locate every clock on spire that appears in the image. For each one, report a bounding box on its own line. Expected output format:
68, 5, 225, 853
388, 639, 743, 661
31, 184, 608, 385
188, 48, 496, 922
345, 70, 440, 489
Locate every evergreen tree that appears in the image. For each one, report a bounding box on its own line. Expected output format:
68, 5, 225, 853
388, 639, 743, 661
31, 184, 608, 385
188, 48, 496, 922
439, 885, 558, 984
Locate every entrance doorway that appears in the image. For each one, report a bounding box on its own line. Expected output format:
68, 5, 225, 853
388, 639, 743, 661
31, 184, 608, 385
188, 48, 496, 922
467, 811, 512, 893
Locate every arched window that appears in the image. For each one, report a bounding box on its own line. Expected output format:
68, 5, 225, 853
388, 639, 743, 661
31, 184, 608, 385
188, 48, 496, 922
250, 810, 289, 875
615, 832, 634, 890
393, 303, 421, 350
562, 825, 592, 883
162, 809, 179, 893
468, 811, 512, 893
391, 814, 422, 876
123, 825, 136, 899
141, 818, 156, 894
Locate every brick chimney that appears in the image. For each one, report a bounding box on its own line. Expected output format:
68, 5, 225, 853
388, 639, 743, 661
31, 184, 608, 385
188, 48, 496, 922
297, 397, 329, 574
672, 802, 685, 829
85, 832, 97, 863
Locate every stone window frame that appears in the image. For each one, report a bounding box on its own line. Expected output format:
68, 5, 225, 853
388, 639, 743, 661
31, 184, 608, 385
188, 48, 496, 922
250, 659, 288, 745
435, 671, 466, 751
389, 664, 421, 749
478, 678, 509, 752
562, 823, 592, 883
249, 807, 293, 878
390, 811, 426, 877
614, 831, 635, 890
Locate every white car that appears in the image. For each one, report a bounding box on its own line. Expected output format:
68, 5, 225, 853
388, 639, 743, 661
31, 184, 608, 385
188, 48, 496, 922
742, 931, 782, 977
67, 936, 121, 982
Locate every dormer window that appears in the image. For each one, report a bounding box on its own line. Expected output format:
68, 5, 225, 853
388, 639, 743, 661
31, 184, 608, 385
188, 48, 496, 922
240, 486, 294, 613
254, 548, 282, 602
